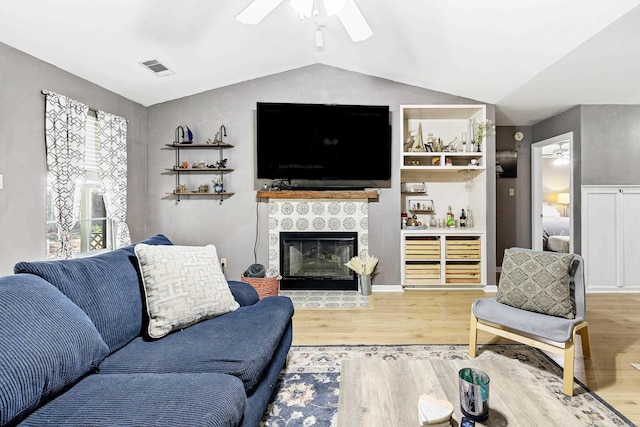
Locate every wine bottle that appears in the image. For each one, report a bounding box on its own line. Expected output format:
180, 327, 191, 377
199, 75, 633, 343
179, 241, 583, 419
460, 209, 467, 227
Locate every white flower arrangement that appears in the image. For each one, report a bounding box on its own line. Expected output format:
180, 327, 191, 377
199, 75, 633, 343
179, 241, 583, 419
345, 253, 379, 276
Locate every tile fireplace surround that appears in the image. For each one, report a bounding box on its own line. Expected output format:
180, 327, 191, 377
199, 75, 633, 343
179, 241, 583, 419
258, 191, 379, 278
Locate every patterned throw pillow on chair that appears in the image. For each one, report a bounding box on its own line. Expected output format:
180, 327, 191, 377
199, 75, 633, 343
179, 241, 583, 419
135, 244, 239, 339
497, 249, 575, 319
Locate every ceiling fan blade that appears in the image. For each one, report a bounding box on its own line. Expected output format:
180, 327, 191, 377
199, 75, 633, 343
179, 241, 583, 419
236, 0, 285, 25
337, 0, 372, 42
323, 0, 347, 16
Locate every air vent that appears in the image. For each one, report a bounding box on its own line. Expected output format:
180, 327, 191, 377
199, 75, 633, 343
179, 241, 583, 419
140, 59, 174, 77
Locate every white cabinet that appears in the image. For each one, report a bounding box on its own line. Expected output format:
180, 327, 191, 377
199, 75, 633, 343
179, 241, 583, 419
400, 105, 487, 289
582, 185, 640, 291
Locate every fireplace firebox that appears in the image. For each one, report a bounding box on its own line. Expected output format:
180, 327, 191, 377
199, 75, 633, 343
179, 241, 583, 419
280, 232, 358, 290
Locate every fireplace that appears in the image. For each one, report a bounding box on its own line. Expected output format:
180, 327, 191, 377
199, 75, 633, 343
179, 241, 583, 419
280, 232, 358, 290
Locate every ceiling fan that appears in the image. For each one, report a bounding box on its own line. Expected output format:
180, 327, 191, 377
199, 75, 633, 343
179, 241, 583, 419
543, 142, 570, 165
236, 0, 373, 42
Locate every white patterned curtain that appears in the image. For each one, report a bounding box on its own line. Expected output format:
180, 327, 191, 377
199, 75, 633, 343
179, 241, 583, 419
96, 110, 131, 248
45, 92, 89, 259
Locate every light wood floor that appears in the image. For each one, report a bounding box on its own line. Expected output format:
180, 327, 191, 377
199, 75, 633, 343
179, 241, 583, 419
291, 290, 640, 425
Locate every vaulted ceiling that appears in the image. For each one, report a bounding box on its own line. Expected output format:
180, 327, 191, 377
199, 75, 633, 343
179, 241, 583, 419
2, 0, 639, 125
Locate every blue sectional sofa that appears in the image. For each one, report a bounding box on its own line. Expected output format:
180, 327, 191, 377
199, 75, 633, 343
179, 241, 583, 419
0, 234, 294, 427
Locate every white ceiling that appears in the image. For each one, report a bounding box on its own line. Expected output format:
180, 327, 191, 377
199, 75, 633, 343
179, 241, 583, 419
2, 0, 639, 125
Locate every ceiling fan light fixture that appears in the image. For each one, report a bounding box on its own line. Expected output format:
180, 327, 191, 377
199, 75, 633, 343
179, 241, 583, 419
553, 157, 570, 166
315, 26, 325, 49
323, 0, 347, 16
236, 0, 285, 24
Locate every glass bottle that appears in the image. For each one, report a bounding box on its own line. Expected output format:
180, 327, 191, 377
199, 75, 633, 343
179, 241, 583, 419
460, 209, 467, 227
466, 208, 474, 228
446, 205, 455, 228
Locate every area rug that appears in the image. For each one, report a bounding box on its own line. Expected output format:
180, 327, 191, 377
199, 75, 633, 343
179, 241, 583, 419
279, 290, 371, 309
260, 344, 634, 427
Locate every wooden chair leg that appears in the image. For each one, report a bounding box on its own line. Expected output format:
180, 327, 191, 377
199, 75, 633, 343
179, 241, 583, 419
577, 324, 591, 357
563, 341, 575, 396
469, 312, 478, 358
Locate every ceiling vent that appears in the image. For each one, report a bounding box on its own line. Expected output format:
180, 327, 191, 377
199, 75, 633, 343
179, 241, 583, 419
140, 59, 174, 77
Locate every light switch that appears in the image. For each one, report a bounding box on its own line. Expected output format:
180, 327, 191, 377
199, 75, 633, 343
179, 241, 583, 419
0, 174, 3, 189
509, 188, 515, 196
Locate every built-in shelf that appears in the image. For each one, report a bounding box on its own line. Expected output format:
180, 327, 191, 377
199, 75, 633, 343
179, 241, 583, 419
257, 190, 379, 200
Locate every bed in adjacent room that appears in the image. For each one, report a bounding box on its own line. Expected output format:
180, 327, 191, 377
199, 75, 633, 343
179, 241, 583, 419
542, 205, 570, 253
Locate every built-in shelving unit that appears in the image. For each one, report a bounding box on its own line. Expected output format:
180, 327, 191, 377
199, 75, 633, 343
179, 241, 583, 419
400, 105, 487, 289
164, 143, 234, 203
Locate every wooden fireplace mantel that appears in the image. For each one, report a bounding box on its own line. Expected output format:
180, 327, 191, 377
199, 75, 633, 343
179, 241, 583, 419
256, 190, 379, 200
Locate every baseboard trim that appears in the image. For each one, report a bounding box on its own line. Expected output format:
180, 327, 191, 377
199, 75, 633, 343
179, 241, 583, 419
373, 285, 404, 292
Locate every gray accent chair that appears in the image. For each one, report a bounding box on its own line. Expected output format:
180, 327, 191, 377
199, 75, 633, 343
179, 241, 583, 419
469, 248, 591, 396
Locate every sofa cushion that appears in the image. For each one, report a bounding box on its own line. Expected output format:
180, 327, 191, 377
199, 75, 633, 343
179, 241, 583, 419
14, 234, 173, 352
19, 373, 246, 427
497, 248, 575, 319
0, 274, 109, 426
98, 296, 294, 394
135, 244, 240, 339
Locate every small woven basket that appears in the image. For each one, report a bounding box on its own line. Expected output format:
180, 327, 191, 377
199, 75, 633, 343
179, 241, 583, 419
240, 275, 279, 299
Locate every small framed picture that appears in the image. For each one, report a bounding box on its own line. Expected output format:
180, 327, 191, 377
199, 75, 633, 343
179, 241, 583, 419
407, 198, 434, 213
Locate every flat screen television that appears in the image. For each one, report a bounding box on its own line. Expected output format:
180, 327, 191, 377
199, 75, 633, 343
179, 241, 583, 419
256, 102, 391, 185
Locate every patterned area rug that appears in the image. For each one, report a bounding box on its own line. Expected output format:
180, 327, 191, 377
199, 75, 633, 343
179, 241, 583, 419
279, 290, 371, 309
260, 344, 634, 427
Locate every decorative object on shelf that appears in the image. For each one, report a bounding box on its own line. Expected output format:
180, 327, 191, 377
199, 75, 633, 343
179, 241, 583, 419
174, 125, 193, 144
431, 157, 440, 166
402, 182, 428, 193
212, 177, 224, 193
177, 184, 187, 193
410, 123, 426, 152
426, 133, 436, 152
404, 130, 416, 152
208, 124, 228, 145
443, 137, 458, 152
446, 205, 455, 228
181, 161, 189, 168
215, 158, 228, 169
198, 184, 209, 193
470, 119, 494, 152
408, 198, 435, 213
466, 207, 474, 228
345, 253, 379, 296
461, 132, 468, 152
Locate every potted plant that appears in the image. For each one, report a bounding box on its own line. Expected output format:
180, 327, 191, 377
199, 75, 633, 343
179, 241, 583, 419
212, 176, 224, 193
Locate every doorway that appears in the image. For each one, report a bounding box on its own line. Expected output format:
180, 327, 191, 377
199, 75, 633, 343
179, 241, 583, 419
531, 132, 573, 253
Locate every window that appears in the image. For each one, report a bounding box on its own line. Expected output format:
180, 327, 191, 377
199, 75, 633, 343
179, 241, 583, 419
46, 114, 111, 258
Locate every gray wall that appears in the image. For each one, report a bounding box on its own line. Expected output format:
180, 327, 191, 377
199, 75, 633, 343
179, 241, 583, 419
0, 42, 147, 275
580, 105, 640, 185
495, 125, 532, 264
532, 106, 582, 252
532, 104, 640, 254
146, 64, 497, 286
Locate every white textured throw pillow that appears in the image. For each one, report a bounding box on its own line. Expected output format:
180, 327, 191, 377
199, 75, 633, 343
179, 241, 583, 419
134, 244, 239, 339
